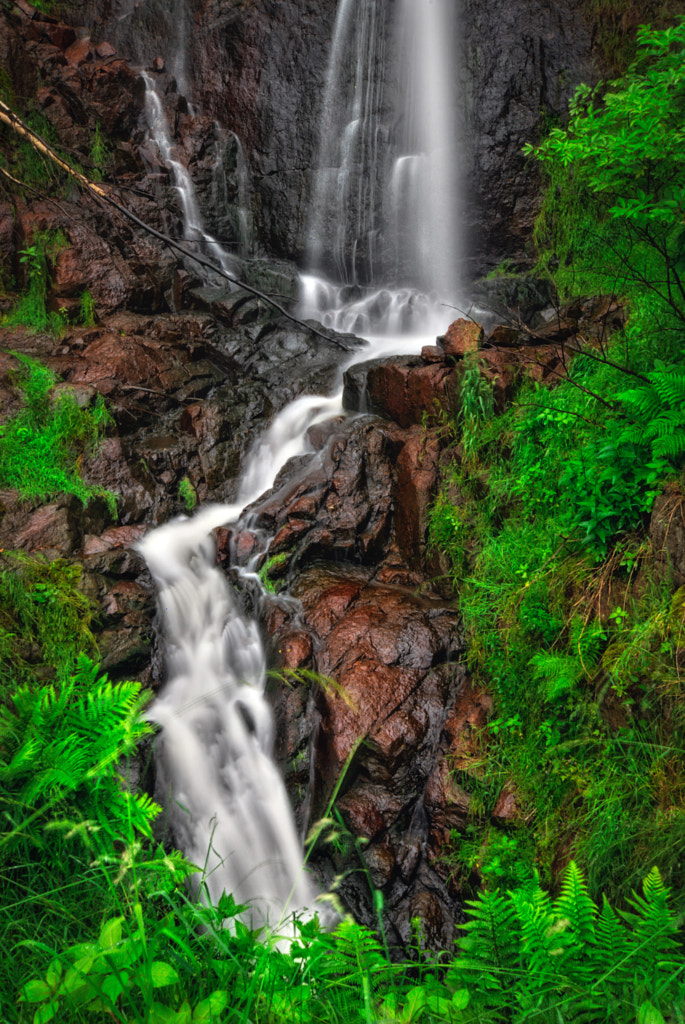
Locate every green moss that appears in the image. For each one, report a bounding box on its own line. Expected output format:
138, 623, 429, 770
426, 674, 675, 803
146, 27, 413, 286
0, 553, 97, 695
178, 475, 197, 512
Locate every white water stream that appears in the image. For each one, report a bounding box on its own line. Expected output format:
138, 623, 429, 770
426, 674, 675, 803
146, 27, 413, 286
139, 0, 463, 935
301, 0, 461, 336
142, 73, 237, 280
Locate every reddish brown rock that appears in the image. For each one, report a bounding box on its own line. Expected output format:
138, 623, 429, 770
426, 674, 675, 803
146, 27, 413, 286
365, 359, 455, 429
488, 324, 522, 347
274, 630, 312, 669
13, 503, 79, 556
394, 427, 441, 568
491, 784, 520, 824
95, 41, 116, 58
46, 24, 77, 50
421, 345, 446, 364
337, 783, 404, 839
443, 319, 484, 358
64, 37, 92, 66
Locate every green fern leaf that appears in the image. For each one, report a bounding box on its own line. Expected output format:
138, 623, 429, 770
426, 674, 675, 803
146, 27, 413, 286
554, 861, 597, 946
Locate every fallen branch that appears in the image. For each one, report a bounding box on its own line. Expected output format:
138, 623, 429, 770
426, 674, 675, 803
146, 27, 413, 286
0, 98, 349, 348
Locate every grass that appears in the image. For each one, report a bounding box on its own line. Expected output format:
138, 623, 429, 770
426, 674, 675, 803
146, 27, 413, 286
0, 353, 116, 513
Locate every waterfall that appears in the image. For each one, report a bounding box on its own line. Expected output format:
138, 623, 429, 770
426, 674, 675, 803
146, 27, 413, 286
140, 398, 342, 933
301, 0, 461, 335
142, 72, 237, 280
140, 0, 465, 936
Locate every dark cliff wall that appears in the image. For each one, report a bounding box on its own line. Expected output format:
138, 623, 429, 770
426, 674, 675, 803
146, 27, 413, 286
461, 0, 599, 272
74, 0, 599, 274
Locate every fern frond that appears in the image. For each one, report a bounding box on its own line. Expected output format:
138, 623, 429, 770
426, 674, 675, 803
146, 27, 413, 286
595, 896, 631, 980
554, 861, 597, 946
529, 652, 583, 700
622, 867, 680, 981
458, 889, 521, 974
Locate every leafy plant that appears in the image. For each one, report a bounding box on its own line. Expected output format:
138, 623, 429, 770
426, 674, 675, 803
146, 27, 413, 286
620, 361, 685, 461
525, 19, 685, 321
0, 655, 159, 866
4, 231, 69, 335
450, 861, 685, 1023
0, 353, 116, 511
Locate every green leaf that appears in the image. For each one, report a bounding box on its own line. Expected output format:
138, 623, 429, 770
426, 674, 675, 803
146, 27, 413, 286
193, 991, 229, 1022
33, 1000, 59, 1024
148, 1003, 185, 1024
452, 989, 470, 1010
638, 1002, 666, 1024
20, 980, 52, 1003
401, 986, 426, 1022
150, 961, 180, 988
45, 959, 62, 989
98, 916, 123, 949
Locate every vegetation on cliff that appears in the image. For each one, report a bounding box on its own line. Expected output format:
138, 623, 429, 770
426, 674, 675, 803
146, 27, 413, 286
429, 16, 685, 946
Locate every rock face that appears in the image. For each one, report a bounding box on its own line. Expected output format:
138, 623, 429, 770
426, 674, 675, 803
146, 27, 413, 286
461, 0, 599, 270
60, 0, 601, 274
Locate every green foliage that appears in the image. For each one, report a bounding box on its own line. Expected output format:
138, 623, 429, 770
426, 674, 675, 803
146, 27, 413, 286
0, 353, 116, 510
0, 655, 159, 865
449, 861, 684, 1022
620, 361, 685, 460
258, 551, 290, 593
89, 122, 111, 181
78, 290, 97, 328
178, 476, 197, 513
525, 19, 685, 318
458, 355, 495, 459
0, 553, 97, 692
3, 231, 69, 335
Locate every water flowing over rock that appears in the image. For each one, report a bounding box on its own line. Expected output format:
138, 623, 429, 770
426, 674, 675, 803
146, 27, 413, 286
0, 0, 614, 951
61, 0, 600, 274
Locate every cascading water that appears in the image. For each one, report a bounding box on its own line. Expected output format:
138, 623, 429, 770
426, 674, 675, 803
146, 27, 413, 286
140, 396, 344, 932
301, 0, 461, 336
140, 0, 466, 935
142, 72, 237, 280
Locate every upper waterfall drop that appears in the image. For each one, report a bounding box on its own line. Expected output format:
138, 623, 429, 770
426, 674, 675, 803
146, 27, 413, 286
301, 0, 461, 335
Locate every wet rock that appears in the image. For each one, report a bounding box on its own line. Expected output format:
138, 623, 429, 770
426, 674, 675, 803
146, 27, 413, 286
421, 345, 445, 364
264, 559, 478, 948
343, 357, 455, 428
491, 784, 520, 825
5, 500, 80, 557
394, 427, 442, 569
64, 36, 92, 66
442, 319, 484, 359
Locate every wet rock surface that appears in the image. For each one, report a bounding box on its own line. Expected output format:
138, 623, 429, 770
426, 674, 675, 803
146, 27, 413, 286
51, 0, 603, 273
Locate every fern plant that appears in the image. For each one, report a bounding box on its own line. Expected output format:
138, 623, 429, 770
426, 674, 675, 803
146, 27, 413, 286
449, 862, 685, 1023
620, 363, 685, 463
529, 616, 606, 702
0, 655, 159, 864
